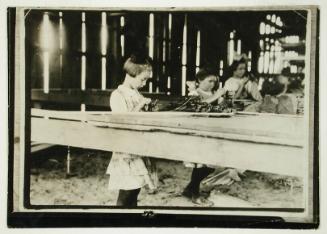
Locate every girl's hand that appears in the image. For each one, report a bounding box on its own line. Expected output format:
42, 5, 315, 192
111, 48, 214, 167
234, 78, 248, 99
216, 88, 226, 97
142, 98, 152, 105
203, 88, 226, 104
240, 77, 249, 85
134, 98, 152, 111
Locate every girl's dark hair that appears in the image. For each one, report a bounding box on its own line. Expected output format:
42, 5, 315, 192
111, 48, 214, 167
195, 67, 218, 82
229, 57, 247, 73
123, 54, 153, 77
261, 78, 286, 96
281, 67, 291, 76
221, 58, 247, 84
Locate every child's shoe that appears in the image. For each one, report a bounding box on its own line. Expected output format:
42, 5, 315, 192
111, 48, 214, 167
191, 196, 214, 207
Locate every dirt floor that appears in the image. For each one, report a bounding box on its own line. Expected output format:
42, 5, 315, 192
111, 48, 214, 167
30, 147, 303, 208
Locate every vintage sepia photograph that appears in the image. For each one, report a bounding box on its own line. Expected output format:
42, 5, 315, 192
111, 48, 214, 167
7, 4, 319, 228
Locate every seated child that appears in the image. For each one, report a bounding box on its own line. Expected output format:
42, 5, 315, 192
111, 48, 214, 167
224, 56, 262, 102
106, 54, 158, 207
187, 68, 226, 104
182, 68, 243, 206
246, 67, 298, 114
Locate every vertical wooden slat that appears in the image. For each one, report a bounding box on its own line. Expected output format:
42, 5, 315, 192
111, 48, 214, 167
62, 11, 81, 89
100, 12, 108, 90
124, 13, 148, 58
26, 11, 43, 89
166, 13, 173, 94
48, 13, 60, 89
154, 14, 164, 93
85, 12, 102, 89
15, 7, 25, 211
237, 12, 262, 75
107, 15, 123, 89
161, 14, 169, 94
306, 7, 318, 224
186, 13, 197, 82
170, 13, 184, 95
201, 13, 221, 71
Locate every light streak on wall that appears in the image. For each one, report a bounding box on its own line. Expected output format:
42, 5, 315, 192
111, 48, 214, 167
237, 39, 241, 54
101, 12, 108, 90
181, 14, 187, 96
101, 57, 106, 90
81, 55, 86, 90
120, 16, 125, 57
228, 31, 235, 65
43, 51, 49, 93
81, 12, 86, 52
258, 52, 264, 74
81, 12, 86, 91
148, 13, 154, 58
195, 30, 201, 73
219, 60, 224, 76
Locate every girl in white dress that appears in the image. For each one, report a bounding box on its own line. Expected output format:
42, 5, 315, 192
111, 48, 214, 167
224, 57, 262, 102
107, 55, 157, 207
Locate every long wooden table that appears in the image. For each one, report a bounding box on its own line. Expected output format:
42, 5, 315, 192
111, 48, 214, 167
31, 109, 305, 177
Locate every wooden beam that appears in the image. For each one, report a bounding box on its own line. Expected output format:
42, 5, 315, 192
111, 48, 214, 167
31, 88, 182, 107
31, 109, 305, 176
32, 89, 112, 106
31, 143, 54, 153
31, 109, 303, 146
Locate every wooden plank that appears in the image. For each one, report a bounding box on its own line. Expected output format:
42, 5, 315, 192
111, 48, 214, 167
31, 143, 54, 153
31, 108, 234, 118
31, 117, 304, 177
31, 109, 304, 147
86, 113, 303, 141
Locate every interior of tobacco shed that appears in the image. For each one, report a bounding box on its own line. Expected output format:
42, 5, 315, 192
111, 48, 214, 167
26, 9, 310, 208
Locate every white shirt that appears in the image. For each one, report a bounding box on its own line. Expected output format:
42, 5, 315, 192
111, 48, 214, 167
110, 85, 144, 112
224, 77, 243, 93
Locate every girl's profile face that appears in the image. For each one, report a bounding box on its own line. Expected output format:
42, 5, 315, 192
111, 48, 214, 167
198, 75, 217, 92
233, 63, 246, 78
133, 70, 152, 89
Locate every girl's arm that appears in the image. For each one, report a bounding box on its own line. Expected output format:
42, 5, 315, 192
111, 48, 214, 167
202, 89, 226, 104
277, 84, 288, 97
234, 77, 249, 99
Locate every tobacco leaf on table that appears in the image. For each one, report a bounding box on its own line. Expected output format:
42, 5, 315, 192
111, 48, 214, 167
169, 96, 233, 113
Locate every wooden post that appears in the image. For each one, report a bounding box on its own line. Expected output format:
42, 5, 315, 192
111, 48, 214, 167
305, 6, 318, 225
14, 7, 26, 211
